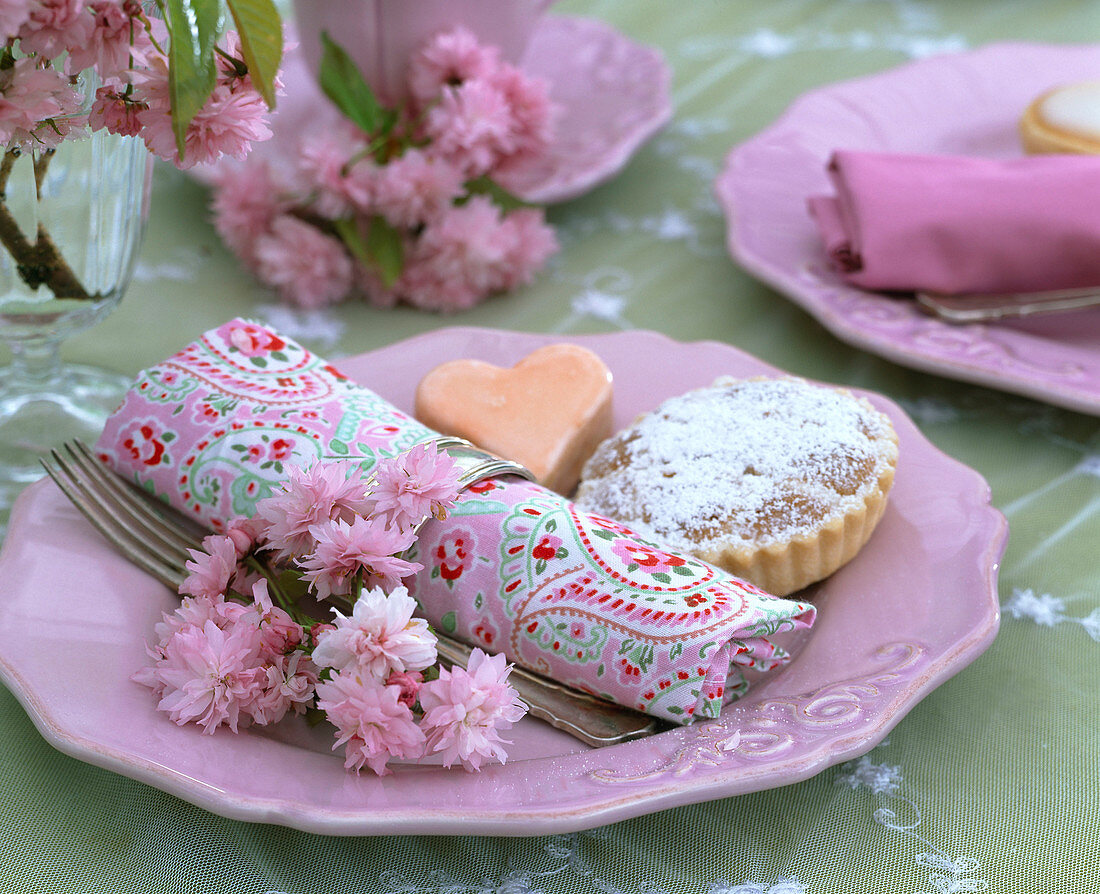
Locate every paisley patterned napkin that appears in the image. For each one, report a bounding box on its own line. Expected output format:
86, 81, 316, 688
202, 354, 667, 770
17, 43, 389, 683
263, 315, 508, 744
96, 319, 815, 723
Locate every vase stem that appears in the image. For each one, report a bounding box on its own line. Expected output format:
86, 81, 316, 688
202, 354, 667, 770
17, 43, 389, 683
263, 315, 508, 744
5, 336, 64, 388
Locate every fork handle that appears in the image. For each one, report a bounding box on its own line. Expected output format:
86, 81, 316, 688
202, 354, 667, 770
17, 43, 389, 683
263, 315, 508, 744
432, 636, 660, 747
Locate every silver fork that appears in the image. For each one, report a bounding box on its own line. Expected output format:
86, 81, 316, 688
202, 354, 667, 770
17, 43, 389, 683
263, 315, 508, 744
916, 286, 1100, 323
40, 440, 659, 748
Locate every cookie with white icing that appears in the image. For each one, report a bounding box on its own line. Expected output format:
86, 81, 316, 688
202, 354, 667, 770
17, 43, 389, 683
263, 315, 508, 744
574, 377, 898, 596
1020, 80, 1100, 155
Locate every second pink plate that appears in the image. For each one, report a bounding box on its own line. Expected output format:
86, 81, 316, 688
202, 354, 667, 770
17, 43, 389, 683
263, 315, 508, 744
718, 42, 1100, 416
0, 329, 1005, 836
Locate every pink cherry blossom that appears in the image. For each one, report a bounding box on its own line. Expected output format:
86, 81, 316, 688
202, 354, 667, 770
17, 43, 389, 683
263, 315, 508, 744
486, 63, 555, 164
418, 648, 527, 771
88, 86, 145, 137
145, 592, 249, 658
315, 670, 426, 774
311, 585, 437, 680
224, 515, 266, 558
254, 460, 373, 561
250, 578, 305, 656
298, 129, 375, 218
386, 669, 423, 709
496, 208, 559, 290
179, 533, 241, 599
407, 25, 500, 108
397, 258, 484, 313
425, 78, 516, 177
247, 650, 319, 725
0, 56, 84, 148
209, 160, 289, 269
396, 196, 512, 311
133, 47, 273, 169
67, 1, 152, 79
369, 441, 463, 530
203, 26, 557, 314
17, 0, 91, 59
0, 0, 30, 41
298, 515, 419, 599
139, 81, 273, 169
372, 148, 464, 229
145, 619, 267, 734
253, 214, 354, 308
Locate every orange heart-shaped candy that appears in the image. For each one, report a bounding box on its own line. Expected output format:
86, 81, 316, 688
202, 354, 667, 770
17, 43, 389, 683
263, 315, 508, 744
414, 344, 613, 495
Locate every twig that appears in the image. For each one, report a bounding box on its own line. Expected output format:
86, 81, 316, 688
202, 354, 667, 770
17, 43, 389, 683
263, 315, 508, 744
0, 147, 97, 301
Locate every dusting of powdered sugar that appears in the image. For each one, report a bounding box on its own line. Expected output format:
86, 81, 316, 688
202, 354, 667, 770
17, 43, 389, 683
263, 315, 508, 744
575, 377, 897, 551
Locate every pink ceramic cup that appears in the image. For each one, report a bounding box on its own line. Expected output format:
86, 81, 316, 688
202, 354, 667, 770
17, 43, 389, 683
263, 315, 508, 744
292, 0, 556, 107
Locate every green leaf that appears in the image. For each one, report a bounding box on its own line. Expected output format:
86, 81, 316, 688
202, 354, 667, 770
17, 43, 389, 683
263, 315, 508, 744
226, 0, 282, 108
365, 218, 404, 285
466, 175, 528, 211
441, 612, 457, 634
335, 216, 405, 287
165, 0, 222, 156
318, 31, 384, 134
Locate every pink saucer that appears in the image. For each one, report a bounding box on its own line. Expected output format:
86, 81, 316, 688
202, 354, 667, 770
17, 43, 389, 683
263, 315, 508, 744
214, 16, 670, 204
496, 16, 671, 202
718, 42, 1100, 416
0, 328, 1005, 836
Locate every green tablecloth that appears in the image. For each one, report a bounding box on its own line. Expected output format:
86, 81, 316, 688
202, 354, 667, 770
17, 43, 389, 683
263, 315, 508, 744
3, 2, 1099, 891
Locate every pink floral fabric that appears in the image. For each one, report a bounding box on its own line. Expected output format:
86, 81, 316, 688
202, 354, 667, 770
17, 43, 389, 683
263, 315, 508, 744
97, 319, 816, 723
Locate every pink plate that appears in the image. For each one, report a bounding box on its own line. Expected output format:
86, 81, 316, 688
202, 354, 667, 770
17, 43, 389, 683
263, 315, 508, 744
717, 42, 1100, 416
209, 16, 671, 205
0, 329, 1005, 836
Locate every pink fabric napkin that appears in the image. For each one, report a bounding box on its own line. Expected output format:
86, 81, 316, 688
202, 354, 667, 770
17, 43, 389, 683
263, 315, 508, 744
808, 150, 1100, 295
95, 319, 816, 724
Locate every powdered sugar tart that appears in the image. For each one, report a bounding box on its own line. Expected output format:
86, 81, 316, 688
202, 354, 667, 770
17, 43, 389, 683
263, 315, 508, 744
575, 376, 899, 596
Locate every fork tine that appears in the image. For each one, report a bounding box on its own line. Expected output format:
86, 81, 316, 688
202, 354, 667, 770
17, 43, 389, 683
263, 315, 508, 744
59, 443, 193, 572
68, 440, 205, 559
41, 450, 186, 590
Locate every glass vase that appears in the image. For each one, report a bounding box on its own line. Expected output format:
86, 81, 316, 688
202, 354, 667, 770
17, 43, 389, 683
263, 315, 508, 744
0, 124, 152, 522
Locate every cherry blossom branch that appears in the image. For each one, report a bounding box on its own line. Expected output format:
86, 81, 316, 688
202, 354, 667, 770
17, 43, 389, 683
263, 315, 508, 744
0, 149, 95, 301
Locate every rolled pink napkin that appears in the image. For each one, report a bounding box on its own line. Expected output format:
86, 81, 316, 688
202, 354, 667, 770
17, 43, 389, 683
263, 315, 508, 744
808, 150, 1100, 295
96, 319, 815, 724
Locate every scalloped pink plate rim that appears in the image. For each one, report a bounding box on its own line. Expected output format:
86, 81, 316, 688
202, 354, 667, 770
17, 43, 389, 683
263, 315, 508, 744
0, 328, 1005, 836
717, 42, 1100, 416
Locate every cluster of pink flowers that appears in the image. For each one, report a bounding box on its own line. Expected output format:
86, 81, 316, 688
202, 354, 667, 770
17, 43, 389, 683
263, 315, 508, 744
1, 0, 274, 166
133, 442, 528, 775
211, 26, 559, 312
